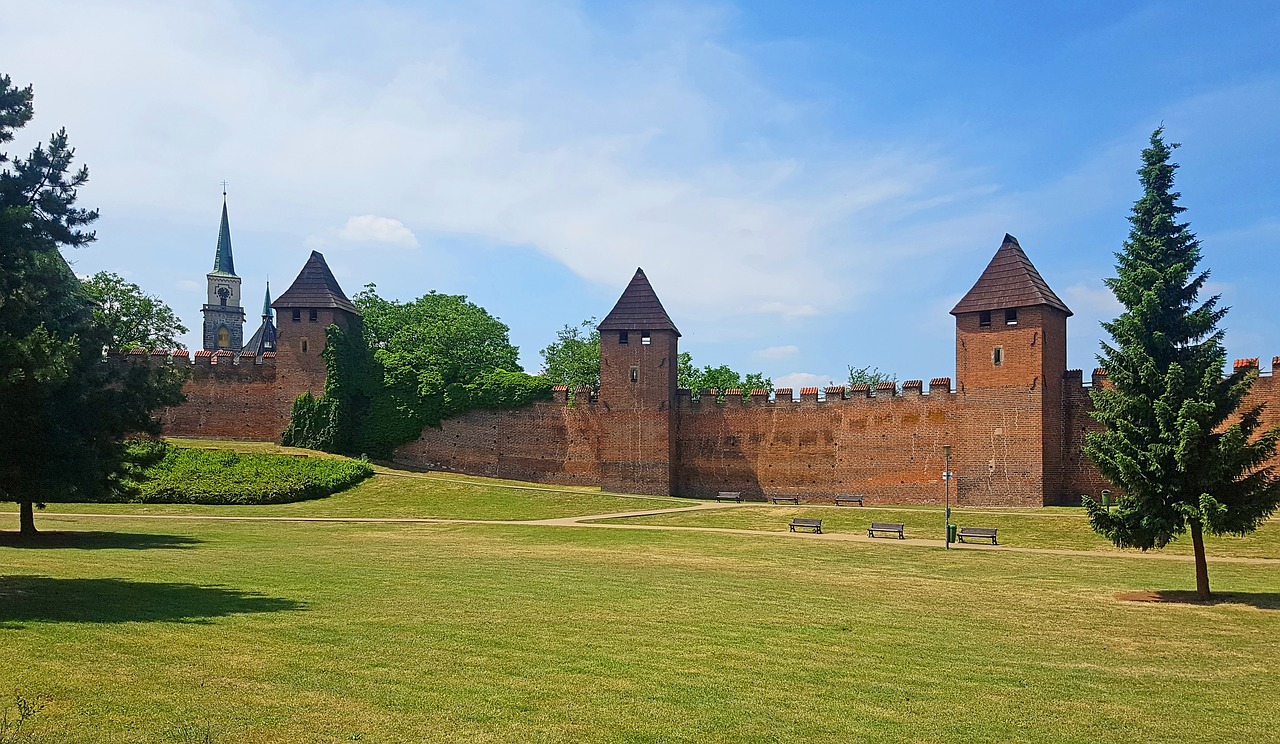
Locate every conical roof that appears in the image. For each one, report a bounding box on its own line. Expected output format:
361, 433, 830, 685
245, 316, 277, 358
211, 196, 236, 275
950, 234, 1071, 316
261, 281, 273, 319
598, 268, 680, 336
272, 251, 357, 314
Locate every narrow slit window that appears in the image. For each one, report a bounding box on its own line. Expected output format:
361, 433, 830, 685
641, 332, 651, 345
301, 338, 309, 354
619, 331, 629, 345
979, 310, 992, 327
630, 366, 639, 383
1005, 308, 1018, 325
992, 346, 1003, 367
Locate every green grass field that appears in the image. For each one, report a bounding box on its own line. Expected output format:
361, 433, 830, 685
3, 445, 1279, 742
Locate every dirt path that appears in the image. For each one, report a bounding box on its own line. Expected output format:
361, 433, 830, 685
10, 504, 1279, 566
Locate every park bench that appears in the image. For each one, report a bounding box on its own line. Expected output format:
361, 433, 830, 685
834, 494, 865, 506
789, 517, 823, 534
771, 494, 801, 504
867, 522, 905, 539
957, 526, 998, 544
715, 491, 743, 503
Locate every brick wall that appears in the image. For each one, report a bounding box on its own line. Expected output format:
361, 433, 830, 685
394, 390, 603, 485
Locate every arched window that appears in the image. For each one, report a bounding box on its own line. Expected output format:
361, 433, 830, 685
217, 327, 230, 348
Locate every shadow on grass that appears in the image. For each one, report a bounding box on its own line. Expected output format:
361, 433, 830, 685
0, 576, 304, 626
0, 531, 201, 550
1116, 590, 1280, 609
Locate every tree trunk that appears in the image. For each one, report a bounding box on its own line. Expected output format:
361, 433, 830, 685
19, 501, 37, 536
1190, 518, 1210, 601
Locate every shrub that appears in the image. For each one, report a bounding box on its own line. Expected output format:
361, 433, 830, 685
122, 441, 372, 505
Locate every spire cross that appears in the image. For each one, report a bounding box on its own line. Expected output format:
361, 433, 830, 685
221, 180, 228, 196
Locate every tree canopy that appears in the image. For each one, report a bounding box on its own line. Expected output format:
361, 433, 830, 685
284, 286, 548, 458
0, 74, 185, 535
678, 352, 771, 399
1083, 128, 1280, 599
539, 318, 600, 390
847, 365, 896, 388
81, 271, 189, 351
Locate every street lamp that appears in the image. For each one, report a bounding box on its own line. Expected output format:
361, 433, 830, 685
943, 444, 953, 550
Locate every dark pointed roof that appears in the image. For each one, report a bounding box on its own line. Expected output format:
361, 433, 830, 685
272, 251, 358, 314
245, 315, 277, 358
261, 281, 273, 319
211, 196, 236, 276
598, 268, 680, 336
950, 234, 1072, 316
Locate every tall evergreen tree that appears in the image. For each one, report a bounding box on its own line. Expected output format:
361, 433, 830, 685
0, 74, 185, 536
1085, 128, 1280, 599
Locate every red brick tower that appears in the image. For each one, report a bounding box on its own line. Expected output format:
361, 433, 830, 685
950, 234, 1072, 505
271, 251, 360, 396
597, 268, 680, 495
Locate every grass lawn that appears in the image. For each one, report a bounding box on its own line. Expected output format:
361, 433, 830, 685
2, 441, 1278, 741
594, 504, 1280, 559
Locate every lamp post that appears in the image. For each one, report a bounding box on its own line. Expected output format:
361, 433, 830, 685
943, 444, 952, 550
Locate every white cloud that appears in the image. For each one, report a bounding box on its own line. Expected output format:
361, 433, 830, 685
774, 372, 830, 390
176, 279, 201, 292
755, 344, 798, 359
313, 215, 420, 248
0, 0, 999, 325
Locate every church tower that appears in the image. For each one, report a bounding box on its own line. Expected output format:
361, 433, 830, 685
201, 193, 246, 351
950, 234, 1072, 504
597, 268, 680, 496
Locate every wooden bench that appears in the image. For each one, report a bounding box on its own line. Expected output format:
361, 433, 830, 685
789, 517, 823, 534
834, 494, 864, 506
715, 491, 743, 503
867, 522, 905, 539
771, 494, 801, 504
958, 526, 998, 544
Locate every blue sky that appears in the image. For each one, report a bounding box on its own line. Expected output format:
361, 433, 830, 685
4, 1, 1280, 388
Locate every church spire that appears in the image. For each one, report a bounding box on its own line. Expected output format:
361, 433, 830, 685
212, 191, 235, 275
261, 280, 273, 320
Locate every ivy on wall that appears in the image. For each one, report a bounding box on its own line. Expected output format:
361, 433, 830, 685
283, 322, 553, 458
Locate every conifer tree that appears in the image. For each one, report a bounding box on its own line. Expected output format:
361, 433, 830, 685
0, 74, 185, 536
1085, 128, 1280, 599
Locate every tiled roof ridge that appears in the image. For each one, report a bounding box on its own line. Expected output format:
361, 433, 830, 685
950, 234, 1072, 316
597, 267, 681, 336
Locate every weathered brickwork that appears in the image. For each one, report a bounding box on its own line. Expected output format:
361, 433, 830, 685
159, 238, 1280, 507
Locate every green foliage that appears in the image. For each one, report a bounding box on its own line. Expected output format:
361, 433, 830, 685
284, 300, 551, 458
355, 284, 521, 387
81, 271, 188, 351
121, 440, 372, 505
539, 318, 600, 390
847, 365, 897, 388
0, 74, 186, 533
1083, 128, 1280, 597
677, 352, 771, 400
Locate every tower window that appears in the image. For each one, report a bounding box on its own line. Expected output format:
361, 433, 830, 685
301, 338, 309, 354
630, 366, 639, 383
992, 346, 1003, 367
1005, 308, 1018, 325
292, 309, 301, 322
641, 332, 651, 345
220, 296, 227, 307
309, 309, 318, 322
619, 331, 629, 345
217, 327, 230, 348
979, 310, 992, 327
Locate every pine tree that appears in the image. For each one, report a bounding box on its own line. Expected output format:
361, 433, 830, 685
1084, 128, 1280, 599
0, 74, 185, 536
